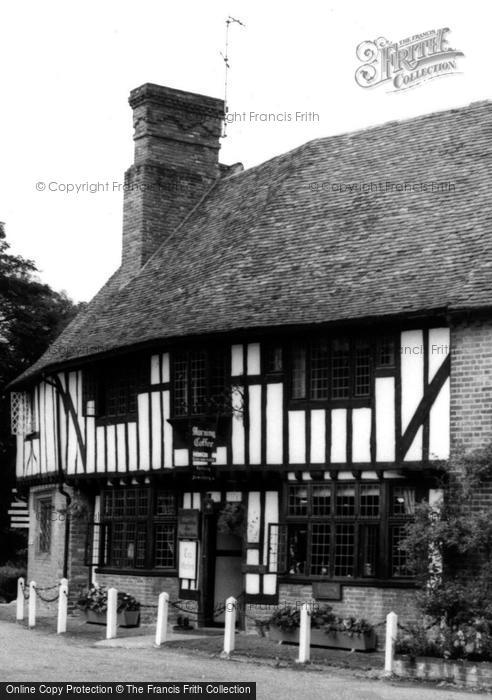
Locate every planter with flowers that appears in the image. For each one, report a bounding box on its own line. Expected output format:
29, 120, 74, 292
266, 605, 376, 651
77, 585, 141, 628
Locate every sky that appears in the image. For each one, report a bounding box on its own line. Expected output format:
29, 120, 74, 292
0, 1, 488, 302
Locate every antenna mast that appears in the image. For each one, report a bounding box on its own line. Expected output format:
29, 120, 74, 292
221, 16, 245, 137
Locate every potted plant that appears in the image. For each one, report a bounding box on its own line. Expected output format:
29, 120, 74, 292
217, 502, 245, 536
266, 604, 376, 651
77, 585, 141, 627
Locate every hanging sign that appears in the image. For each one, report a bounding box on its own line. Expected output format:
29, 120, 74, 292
178, 509, 200, 539
190, 424, 217, 480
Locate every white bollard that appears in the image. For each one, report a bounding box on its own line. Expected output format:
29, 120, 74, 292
297, 603, 311, 663
223, 597, 236, 655
384, 611, 398, 675
155, 592, 169, 646
28, 581, 36, 628
106, 587, 118, 640
16, 577, 24, 622
57, 578, 68, 634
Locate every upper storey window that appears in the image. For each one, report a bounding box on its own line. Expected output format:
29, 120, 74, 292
83, 357, 148, 419
290, 337, 374, 402
172, 349, 228, 417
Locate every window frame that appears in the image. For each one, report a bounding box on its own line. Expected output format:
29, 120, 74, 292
171, 347, 229, 419
288, 334, 381, 406
274, 481, 419, 583
83, 357, 149, 422
36, 496, 53, 554
97, 487, 178, 573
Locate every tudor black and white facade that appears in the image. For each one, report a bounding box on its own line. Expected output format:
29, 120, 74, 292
10, 84, 492, 624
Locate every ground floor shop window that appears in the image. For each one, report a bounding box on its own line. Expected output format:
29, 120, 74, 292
98, 487, 177, 571
269, 482, 417, 581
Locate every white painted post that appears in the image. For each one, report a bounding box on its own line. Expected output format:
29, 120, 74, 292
384, 611, 398, 675
16, 577, 24, 621
57, 578, 68, 634
155, 592, 169, 646
28, 581, 36, 629
297, 603, 311, 663
106, 587, 118, 640
223, 597, 236, 655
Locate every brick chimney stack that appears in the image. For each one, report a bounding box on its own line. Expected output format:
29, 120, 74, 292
121, 84, 225, 281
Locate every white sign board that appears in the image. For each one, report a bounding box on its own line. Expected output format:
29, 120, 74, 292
179, 540, 197, 580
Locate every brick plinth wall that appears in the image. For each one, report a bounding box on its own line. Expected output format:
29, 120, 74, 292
95, 574, 187, 625
243, 584, 418, 637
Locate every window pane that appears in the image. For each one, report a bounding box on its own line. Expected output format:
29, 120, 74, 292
332, 339, 350, 399
110, 522, 137, 568
114, 491, 124, 517
287, 524, 308, 575
335, 523, 354, 576
155, 492, 176, 515
310, 523, 331, 576
360, 524, 379, 577
135, 523, 147, 568
137, 489, 150, 516
103, 492, 113, 518
210, 351, 227, 411
173, 355, 188, 416
355, 341, 371, 397
38, 499, 52, 553
336, 484, 355, 517
377, 337, 395, 367
391, 525, 412, 577
266, 346, 283, 373
359, 484, 380, 517
190, 351, 207, 414
310, 341, 330, 399
287, 486, 308, 516
154, 525, 175, 568
291, 346, 306, 399
392, 487, 415, 516
312, 485, 331, 516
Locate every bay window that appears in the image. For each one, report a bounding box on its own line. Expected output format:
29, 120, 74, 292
269, 482, 417, 581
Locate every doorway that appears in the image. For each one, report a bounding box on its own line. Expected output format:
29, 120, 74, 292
201, 501, 244, 626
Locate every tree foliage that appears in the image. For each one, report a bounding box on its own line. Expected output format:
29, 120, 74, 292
402, 444, 492, 625
0, 224, 83, 560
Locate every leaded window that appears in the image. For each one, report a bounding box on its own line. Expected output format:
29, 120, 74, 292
270, 482, 417, 581
99, 488, 177, 571
289, 336, 376, 402
37, 497, 52, 554
172, 349, 228, 417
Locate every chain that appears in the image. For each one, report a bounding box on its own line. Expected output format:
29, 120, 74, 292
34, 586, 60, 604
35, 584, 59, 592
397, 619, 437, 633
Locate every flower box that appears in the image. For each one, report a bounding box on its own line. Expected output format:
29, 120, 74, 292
267, 625, 376, 651
84, 609, 140, 628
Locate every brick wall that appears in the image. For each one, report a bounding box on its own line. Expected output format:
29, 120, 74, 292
95, 573, 187, 624
27, 485, 67, 615
121, 84, 224, 282
450, 318, 492, 452
243, 584, 417, 636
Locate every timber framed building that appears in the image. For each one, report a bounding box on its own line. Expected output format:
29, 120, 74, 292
9, 84, 492, 625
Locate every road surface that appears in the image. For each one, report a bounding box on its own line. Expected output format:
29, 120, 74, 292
0, 620, 477, 699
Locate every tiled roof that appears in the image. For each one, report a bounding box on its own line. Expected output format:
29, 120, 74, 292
14, 100, 492, 384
